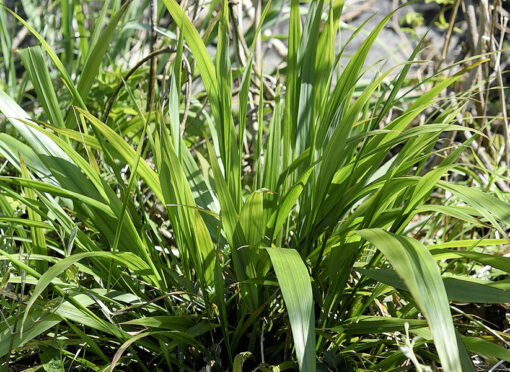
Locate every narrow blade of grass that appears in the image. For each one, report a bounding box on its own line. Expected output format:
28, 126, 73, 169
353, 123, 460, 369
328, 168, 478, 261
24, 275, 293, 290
19, 46, 66, 129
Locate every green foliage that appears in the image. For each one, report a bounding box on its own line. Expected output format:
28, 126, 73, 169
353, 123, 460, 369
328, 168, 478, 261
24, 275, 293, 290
400, 12, 425, 28
0, 1, 508, 371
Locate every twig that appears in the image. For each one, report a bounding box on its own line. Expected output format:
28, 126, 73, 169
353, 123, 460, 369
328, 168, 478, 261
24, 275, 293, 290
463, 0, 487, 122
102, 46, 175, 123
441, 0, 461, 62
11, 27, 29, 50
494, 9, 509, 176
391, 0, 414, 58
461, 131, 510, 193
448, 90, 510, 192
451, 305, 510, 347
230, 1, 275, 100
341, 0, 376, 23
462, 0, 479, 53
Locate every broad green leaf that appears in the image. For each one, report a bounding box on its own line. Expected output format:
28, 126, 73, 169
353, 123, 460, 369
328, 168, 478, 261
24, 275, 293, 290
359, 267, 510, 303
462, 336, 510, 363
0, 305, 61, 358
430, 239, 508, 250
239, 191, 265, 247
266, 248, 315, 372
356, 229, 461, 372
233, 352, 253, 372
438, 180, 510, 233
430, 249, 510, 274
334, 316, 427, 335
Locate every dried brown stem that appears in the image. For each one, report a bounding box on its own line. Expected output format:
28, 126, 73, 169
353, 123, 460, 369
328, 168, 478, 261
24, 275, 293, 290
102, 46, 175, 123
441, 0, 461, 62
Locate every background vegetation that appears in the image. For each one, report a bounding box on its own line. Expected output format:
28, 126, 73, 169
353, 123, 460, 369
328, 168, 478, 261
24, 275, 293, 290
0, 0, 509, 371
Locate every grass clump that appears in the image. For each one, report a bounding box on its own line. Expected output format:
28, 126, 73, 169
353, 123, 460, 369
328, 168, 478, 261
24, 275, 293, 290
0, 0, 509, 371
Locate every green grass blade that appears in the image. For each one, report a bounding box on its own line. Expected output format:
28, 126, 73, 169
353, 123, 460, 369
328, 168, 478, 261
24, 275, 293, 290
1, 5, 86, 110
159, 125, 215, 287
0, 5, 16, 96
238, 55, 253, 153
295, 0, 323, 155
430, 249, 510, 274
270, 167, 313, 240
64, 1, 131, 128
109, 330, 204, 372
360, 268, 510, 303
216, 0, 241, 207
21, 251, 150, 334
76, 1, 130, 97
239, 191, 265, 247
0, 306, 62, 358
335, 316, 427, 335
356, 229, 461, 372
0, 176, 114, 216
18, 156, 47, 273
0, 133, 52, 182
19, 46, 66, 129
283, 0, 301, 162
266, 248, 315, 372
161, 0, 220, 127
205, 139, 239, 245
88, 0, 112, 55
76, 108, 163, 202
430, 239, 508, 250
60, 0, 73, 68
462, 336, 510, 363
262, 84, 283, 191
438, 181, 510, 233
162, 0, 241, 209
